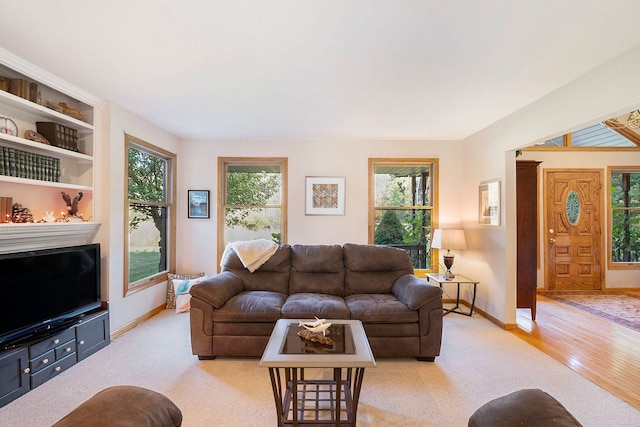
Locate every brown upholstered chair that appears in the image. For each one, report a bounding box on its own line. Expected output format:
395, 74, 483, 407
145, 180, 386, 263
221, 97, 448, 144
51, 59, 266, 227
52, 385, 182, 427
468, 389, 582, 427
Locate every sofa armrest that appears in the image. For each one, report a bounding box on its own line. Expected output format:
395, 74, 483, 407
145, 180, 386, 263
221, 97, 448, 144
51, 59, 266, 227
189, 272, 244, 308
392, 274, 443, 310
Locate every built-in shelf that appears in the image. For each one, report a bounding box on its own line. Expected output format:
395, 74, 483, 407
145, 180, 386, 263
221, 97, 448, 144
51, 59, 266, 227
0, 47, 99, 222
0, 85, 93, 129
0, 132, 93, 162
0, 222, 101, 254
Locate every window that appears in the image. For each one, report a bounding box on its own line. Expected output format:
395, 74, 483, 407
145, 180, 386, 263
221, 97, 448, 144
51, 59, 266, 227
218, 158, 287, 267
369, 159, 438, 273
609, 167, 640, 267
526, 117, 640, 151
125, 134, 176, 294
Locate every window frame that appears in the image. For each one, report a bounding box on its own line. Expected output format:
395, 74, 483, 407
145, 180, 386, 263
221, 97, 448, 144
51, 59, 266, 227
217, 157, 288, 270
368, 158, 439, 275
608, 165, 640, 270
124, 134, 176, 296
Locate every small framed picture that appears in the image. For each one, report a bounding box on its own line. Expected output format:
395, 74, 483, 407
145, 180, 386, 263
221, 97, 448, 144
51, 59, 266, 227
479, 180, 500, 225
188, 190, 210, 219
305, 176, 346, 215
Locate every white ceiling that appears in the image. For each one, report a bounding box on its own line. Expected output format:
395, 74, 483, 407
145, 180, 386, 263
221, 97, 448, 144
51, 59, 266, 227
1, 1, 640, 141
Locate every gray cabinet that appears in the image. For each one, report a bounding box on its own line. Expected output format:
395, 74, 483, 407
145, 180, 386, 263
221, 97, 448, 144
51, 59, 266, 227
0, 347, 29, 407
76, 310, 110, 361
0, 309, 109, 408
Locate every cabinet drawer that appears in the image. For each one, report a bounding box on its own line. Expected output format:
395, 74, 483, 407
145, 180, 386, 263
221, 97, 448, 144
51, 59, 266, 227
29, 349, 55, 374
30, 353, 76, 389
55, 340, 76, 359
29, 328, 75, 358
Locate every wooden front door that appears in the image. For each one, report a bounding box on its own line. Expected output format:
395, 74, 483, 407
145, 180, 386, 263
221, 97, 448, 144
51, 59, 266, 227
545, 169, 603, 291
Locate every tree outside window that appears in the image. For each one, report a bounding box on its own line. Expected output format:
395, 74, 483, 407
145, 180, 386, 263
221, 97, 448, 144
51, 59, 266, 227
610, 168, 640, 265
369, 159, 438, 272
126, 135, 176, 293
218, 158, 287, 267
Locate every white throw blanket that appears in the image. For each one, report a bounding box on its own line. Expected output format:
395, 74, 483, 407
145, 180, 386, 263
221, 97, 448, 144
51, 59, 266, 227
221, 239, 278, 273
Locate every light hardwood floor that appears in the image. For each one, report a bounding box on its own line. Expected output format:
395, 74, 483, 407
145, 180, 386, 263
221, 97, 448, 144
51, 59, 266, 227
511, 293, 640, 410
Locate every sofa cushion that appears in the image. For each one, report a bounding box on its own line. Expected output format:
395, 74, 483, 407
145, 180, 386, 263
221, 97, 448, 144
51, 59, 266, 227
281, 293, 350, 319
343, 244, 415, 295
345, 294, 418, 323
221, 245, 291, 293
289, 245, 345, 296
212, 291, 286, 322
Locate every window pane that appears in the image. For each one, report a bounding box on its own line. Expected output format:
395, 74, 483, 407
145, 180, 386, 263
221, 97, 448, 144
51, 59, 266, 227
611, 172, 640, 208
374, 208, 431, 268
129, 205, 168, 283
540, 136, 564, 147
128, 147, 166, 202
374, 165, 431, 206
226, 167, 281, 205
224, 207, 281, 244
571, 123, 635, 147
611, 209, 640, 263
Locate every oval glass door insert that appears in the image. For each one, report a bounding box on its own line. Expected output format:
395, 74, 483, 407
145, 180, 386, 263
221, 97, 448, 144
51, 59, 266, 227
566, 190, 581, 225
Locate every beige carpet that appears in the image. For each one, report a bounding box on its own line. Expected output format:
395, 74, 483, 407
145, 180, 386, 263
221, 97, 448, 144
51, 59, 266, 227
1, 310, 638, 427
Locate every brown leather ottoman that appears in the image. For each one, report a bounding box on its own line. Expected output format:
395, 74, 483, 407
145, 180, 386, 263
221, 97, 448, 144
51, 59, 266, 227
52, 385, 182, 427
468, 389, 582, 427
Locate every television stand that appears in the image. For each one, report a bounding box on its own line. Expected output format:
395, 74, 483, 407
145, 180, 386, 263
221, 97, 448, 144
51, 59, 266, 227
0, 308, 109, 408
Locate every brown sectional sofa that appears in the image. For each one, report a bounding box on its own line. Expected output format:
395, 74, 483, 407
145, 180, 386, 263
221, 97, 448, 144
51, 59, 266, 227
189, 243, 443, 361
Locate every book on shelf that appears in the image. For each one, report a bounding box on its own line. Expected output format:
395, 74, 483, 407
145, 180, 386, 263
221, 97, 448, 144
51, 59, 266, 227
0, 196, 12, 223
0, 146, 60, 182
9, 78, 28, 99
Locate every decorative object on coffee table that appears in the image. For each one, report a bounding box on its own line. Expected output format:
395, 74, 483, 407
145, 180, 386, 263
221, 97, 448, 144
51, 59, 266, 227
298, 317, 332, 336
298, 317, 334, 345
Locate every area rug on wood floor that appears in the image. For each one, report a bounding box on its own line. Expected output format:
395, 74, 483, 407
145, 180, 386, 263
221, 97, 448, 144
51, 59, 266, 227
540, 291, 640, 332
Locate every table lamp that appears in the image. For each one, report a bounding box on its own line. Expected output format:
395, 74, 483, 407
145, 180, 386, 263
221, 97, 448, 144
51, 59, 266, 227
431, 229, 466, 279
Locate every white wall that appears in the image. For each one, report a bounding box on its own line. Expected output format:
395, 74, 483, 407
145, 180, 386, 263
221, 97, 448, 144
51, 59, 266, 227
176, 138, 465, 276
98, 102, 181, 332
462, 44, 640, 325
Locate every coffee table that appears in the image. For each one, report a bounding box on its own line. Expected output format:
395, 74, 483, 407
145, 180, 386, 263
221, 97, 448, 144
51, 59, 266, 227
259, 319, 376, 427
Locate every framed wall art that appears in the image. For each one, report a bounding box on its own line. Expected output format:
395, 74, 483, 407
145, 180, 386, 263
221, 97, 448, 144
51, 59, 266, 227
188, 190, 210, 219
479, 180, 500, 225
305, 176, 345, 215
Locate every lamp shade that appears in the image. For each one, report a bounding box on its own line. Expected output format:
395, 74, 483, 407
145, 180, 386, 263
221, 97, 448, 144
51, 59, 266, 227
431, 229, 467, 250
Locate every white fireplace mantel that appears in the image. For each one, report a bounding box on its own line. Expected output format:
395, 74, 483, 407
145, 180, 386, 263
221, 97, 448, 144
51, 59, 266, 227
0, 222, 101, 254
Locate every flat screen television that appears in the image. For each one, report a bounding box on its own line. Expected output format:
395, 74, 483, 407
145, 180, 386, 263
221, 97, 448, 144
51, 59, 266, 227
0, 243, 101, 347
